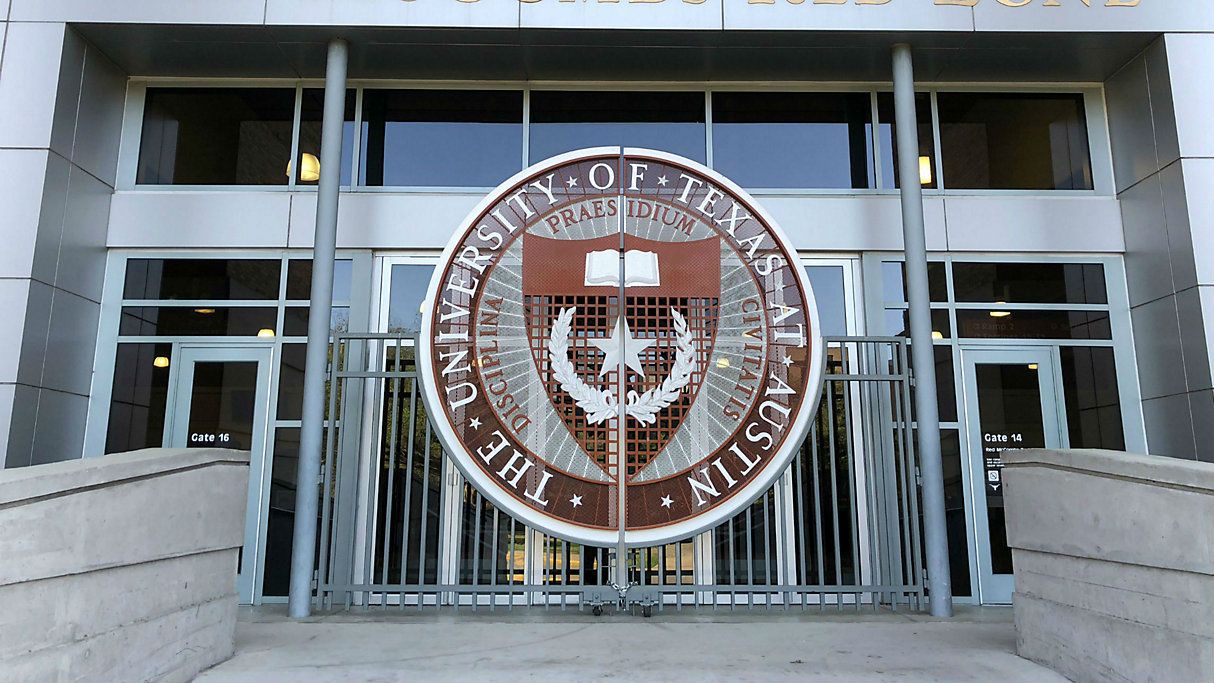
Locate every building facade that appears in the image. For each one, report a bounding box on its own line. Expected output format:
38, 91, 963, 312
0, 1, 1211, 608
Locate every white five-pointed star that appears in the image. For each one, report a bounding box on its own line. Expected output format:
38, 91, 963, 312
569, 494, 583, 508
589, 317, 655, 379
781, 353, 794, 367
660, 495, 674, 508
657, 175, 669, 186
469, 417, 482, 430
565, 176, 578, 188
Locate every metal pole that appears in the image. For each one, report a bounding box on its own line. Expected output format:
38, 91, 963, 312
288, 37, 348, 619
891, 43, 953, 617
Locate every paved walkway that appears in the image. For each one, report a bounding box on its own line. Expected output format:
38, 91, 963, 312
194, 606, 1065, 683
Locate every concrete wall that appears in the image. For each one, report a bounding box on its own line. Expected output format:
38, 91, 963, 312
1004, 448, 1214, 683
0, 21, 127, 468
0, 448, 249, 683
1106, 34, 1214, 461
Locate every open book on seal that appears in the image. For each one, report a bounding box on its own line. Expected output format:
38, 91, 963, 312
583, 249, 660, 288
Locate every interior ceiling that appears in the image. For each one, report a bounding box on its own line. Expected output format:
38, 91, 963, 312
74, 24, 1156, 83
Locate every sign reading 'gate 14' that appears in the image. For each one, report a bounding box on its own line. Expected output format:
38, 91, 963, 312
419, 148, 824, 546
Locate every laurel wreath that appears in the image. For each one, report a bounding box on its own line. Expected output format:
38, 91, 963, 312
547, 306, 695, 425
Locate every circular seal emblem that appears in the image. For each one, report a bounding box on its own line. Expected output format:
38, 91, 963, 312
420, 147, 824, 546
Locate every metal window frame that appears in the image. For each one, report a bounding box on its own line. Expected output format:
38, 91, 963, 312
83, 249, 373, 605
116, 78, 1116, 197
860, 251, 1146, 604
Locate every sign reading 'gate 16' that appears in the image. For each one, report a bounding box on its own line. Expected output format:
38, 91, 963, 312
419, 147, 824, 546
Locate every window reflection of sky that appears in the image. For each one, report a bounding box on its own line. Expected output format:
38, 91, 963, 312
363, 122, 522, 188
387, 265, 435, 336
715, 123, 866, 189
529, 122, 706, 164
805, 265, 848, 338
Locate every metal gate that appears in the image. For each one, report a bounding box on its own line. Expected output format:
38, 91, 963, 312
312, 334, 924, 612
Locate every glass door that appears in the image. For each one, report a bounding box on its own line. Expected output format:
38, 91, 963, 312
960, 347, 1065, 604
167, 345, 274, 604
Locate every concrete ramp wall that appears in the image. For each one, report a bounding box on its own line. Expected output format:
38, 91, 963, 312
0, 448, 249, 683
1003, 448, 1214, 683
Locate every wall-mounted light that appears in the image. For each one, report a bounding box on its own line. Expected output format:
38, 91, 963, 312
153, 356, 170, 368
193, 308, 216, 315
257, 328, 276, 338
931, 330, 944, 340
286, 153, 321, 182
919, 156, 933, 186
1028, 363, 1039, 371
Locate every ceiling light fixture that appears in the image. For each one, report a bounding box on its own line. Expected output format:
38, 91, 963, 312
919, 156, 933, 186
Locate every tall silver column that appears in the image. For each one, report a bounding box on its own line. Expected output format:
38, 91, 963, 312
892, 43, 953, 617
288, 37, 348, 619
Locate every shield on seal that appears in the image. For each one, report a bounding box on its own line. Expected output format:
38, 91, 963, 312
522, 233, 721, 479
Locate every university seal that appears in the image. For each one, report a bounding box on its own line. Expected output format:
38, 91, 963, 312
419, 148, 824, 546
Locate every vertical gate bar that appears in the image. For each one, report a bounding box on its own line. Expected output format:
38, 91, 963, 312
744, 506, 754, 607
544, 536, 552, 609
727, 517, 736, 610
762, 491, 772, 609
675, 540, 683, 610
417, 420, 432, 611
793, 449, 808, 610
381, 343, 402, 602
810, 408, 825, 612
659, 542, 667, 588
900, 340, 925, 609
826, 381, 843, 610
364, 370, 380, 609
399, 374, 418, 609
490, 508, 499, 611
876, 344, 895, 609
508, 517, 516, 610
893, 345, 915, 607
561, 540, 569, 610
891, 341, 908, 609
843, 374, 862, 610
316, 337, 342, 609
472, 490, 483, 610
864, 344, 884, 611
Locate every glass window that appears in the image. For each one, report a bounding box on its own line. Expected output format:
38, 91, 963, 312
712, 92, 875, 189
529, 91, 706, 163
283, 306, 350, 337
295, 89, 356, 186
908, 345, 957, 423
805, 265, 848, 337
119, 306, 278, 337
277, 344, 306, 420
936, 429, 971, 597
105, 343, 172, 453
262, 427, 300, 596
1059, 347, 1125, 450
386, 265, 435, 336
359, 89, 523, 187
137, 88, 296, 185
880, 261, 948, 303
876, 92, 937, 190
285, 259, 354, 301
884, 308, 952, 340
124, 259, 281, 300
952, 262, 1107, 305
956, 310, 1111, 340
937, 92, 1093, 190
